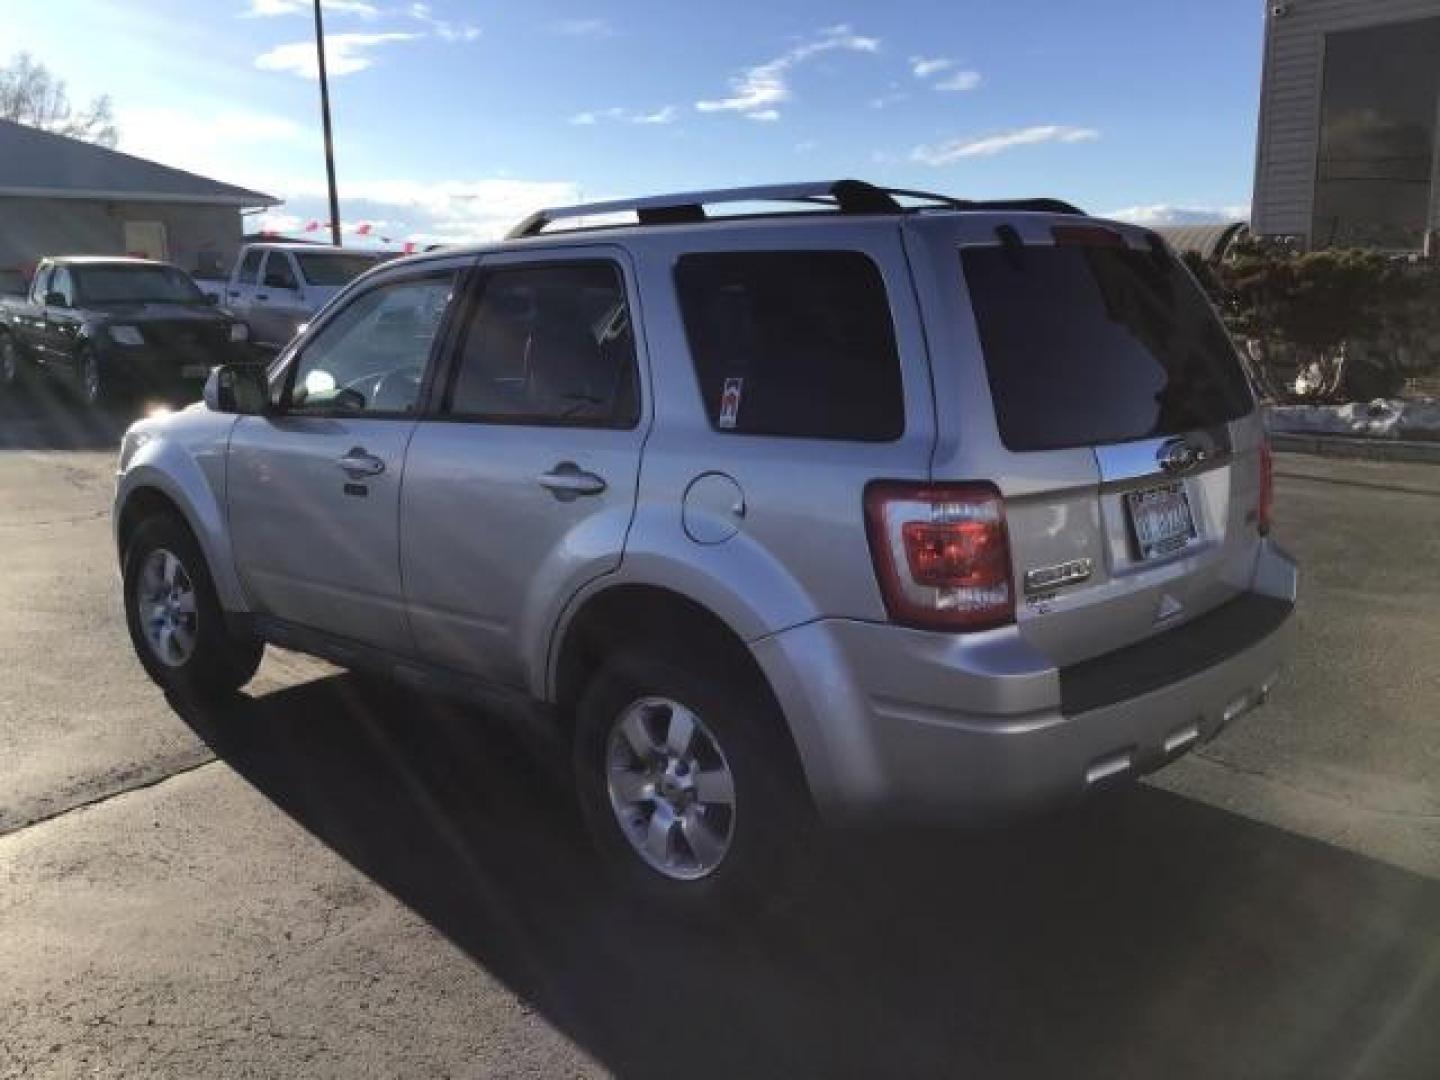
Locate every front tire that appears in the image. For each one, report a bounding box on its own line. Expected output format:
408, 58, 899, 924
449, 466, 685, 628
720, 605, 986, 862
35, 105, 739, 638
122, 514, 263, 702
573, 650, 813, 914
80, 345, 112, 408
0, 331, 26, 391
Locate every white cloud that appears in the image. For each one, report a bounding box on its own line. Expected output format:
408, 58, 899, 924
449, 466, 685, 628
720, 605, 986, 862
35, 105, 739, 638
252, 212, 306, 235
117, 99, 579, 245
550, 17, 615, 37
405, 2, 480, 42
911, 125, 1099, 165
1106, 204, 1251, 226
634, 105, 679, 124
910, 55, 953, 78
273, 177, 585, 243
246, 0, 381, 17
696, 24, 880, 121
569, 105, 678, 125
870, 89, 909, 109
116, 106, 304, 191
255, 31, 420, 78
794, 139, 819, 153
935, 69, 982, 92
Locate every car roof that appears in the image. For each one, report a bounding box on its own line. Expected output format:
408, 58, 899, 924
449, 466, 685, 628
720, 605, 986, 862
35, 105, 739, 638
47, 255, 172, 267
383, 178, 1103, 272
244, 242, 384, 255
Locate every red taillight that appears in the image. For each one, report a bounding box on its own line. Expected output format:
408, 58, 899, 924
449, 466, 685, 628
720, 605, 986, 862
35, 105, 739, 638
864, 482, 1015, 631
1258, 440, 1274, 535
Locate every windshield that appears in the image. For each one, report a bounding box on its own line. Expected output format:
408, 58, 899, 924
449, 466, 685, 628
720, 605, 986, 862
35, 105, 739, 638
72, 264, 206, 306
962, 243, 1254, 451
295, 252, 383, 286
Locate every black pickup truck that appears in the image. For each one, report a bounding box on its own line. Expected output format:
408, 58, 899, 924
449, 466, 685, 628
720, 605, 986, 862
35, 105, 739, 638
0, 257, 253, 407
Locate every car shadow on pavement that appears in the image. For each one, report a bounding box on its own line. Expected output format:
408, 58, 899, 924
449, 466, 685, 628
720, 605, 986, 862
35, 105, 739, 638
175, 674, 1440, 1080
0, 382, 151, 450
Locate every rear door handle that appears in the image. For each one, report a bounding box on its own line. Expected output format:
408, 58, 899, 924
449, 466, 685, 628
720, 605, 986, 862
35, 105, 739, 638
538, 462, 606, 500
338, 448, 386, 478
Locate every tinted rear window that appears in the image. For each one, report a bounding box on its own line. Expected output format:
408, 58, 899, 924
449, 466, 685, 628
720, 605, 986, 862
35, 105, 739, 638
962, 244, 1253, 451
674, 251, 904, 441
296, 253, 383, 286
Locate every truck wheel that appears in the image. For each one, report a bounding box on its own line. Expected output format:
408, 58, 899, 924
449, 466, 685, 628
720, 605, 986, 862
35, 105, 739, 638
122, 513, 263, 703
573, 650, 814, 915
0, 332, 25, 390
80, 345, 112, 408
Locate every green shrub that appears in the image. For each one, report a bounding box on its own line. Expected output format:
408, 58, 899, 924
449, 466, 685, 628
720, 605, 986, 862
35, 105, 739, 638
1191, 237, 1440, 401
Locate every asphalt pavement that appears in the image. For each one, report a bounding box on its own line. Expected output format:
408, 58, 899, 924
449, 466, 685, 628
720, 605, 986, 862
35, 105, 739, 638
1, 388, 1437, 1079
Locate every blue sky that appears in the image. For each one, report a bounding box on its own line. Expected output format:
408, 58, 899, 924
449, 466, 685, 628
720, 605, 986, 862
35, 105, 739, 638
5, 0, 1264, 245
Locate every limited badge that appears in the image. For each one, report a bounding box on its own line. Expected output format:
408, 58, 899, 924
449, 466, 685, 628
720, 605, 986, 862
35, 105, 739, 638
718, 377, 744, 429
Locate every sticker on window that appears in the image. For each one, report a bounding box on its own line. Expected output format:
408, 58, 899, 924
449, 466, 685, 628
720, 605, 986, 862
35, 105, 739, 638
718, 377, 744, 430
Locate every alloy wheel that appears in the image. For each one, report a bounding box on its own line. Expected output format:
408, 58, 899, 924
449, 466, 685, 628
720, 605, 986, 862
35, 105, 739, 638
84, 352, 102, 404
137, 548, 199, 668
605, 696, 737, 881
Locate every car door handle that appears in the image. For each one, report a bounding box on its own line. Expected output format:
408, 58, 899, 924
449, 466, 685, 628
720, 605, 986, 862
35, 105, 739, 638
256, 294, 269, 302
538, 463, 606, 500
337, 448, 386, 478
227, 290, 240, 297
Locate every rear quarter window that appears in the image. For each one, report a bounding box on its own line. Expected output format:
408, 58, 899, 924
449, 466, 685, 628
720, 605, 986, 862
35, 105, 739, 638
673, 250, 904, 441
962, 243, 1253, 451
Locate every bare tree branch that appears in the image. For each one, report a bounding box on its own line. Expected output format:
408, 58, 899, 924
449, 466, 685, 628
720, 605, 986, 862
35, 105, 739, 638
0, 52, 118, 147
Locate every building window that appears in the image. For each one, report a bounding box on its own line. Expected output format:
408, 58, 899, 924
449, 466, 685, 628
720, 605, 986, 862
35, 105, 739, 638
1313, 17, 1440, 250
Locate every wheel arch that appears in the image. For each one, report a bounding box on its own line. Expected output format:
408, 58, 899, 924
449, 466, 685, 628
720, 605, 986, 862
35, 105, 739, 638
115, 485, 190, 561
551, 583, 765, 711
550, 581, 814, 801
115, 455, 249, 614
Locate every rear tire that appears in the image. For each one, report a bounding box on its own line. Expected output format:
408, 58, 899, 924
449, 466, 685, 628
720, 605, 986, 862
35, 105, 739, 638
573, 649, 814, 916
122, 513, 263, 702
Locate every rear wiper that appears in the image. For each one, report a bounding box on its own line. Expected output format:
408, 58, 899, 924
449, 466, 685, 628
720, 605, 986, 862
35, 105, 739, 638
995, 224, 1025, 269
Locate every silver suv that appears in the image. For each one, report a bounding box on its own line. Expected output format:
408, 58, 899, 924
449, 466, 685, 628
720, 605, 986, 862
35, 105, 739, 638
115, 181, 1297, 907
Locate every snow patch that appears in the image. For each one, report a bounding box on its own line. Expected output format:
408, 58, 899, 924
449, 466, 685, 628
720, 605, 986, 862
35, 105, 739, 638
1265, 398, 1440, 441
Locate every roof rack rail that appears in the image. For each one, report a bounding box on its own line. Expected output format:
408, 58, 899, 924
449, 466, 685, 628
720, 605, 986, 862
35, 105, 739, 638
505, 179, 1085, 239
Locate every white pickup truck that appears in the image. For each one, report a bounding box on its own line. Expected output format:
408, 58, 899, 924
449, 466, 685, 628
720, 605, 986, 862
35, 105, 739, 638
207, 243, 387, 351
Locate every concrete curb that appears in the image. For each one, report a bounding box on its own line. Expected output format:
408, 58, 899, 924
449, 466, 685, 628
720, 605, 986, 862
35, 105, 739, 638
1269, 432, 1440, 465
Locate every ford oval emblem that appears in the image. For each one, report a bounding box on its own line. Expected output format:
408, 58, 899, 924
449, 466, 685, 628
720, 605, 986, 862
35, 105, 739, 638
1157, 437, 1207, 475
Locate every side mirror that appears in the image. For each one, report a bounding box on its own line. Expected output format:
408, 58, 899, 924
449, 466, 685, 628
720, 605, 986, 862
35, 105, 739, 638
203, 363, 269, 415
202, 293, 219, 305
44, 291, 68, 307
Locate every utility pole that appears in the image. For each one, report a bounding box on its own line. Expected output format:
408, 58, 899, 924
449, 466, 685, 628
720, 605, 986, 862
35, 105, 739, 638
313, 0, 343, 247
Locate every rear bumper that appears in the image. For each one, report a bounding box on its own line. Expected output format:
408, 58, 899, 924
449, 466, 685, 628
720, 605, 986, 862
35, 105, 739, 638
753, 539, 1298, 823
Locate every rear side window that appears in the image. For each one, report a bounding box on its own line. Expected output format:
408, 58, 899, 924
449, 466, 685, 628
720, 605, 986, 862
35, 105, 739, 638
238, 248, 264, 285
445, 262, 639, 428
962, 244, 1253, 451
674, 251, 904, 441
262, 253, 298, 290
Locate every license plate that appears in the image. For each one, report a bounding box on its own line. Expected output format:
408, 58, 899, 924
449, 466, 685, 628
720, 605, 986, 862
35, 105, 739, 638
1127, 482, 1197, 560
182, 364, 211, 379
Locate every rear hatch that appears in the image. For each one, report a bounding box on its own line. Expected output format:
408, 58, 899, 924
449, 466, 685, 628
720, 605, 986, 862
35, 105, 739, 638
902, 212, 1269, 667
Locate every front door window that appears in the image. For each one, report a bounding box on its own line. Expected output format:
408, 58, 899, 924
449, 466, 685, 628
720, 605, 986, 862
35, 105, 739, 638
286, 273, 457, 415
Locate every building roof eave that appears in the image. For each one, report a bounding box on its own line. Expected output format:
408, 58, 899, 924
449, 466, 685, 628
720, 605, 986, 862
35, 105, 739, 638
0, 186, 280, 209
